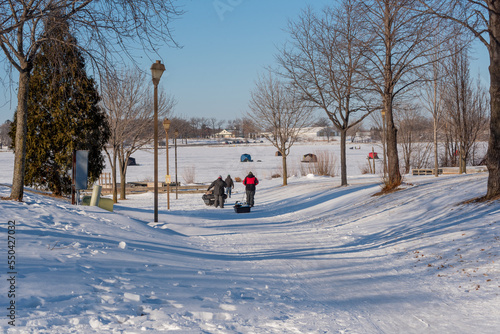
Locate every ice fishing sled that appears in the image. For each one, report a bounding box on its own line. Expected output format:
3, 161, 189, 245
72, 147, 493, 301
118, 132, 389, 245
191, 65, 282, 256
202, 191, 227, 206
233, 201, 251, 213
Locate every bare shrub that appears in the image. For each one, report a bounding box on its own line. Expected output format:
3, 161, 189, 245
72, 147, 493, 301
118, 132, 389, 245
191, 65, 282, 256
182, 166, 196, 184
299, 163, 308, 177
248, 71, 313, 186
359, 161, 372, 175
274, 162, 298, 179
288, 163, 298, 177
410, 142, 433, 170
300, 150, 337, 177
260, 171, 271, 180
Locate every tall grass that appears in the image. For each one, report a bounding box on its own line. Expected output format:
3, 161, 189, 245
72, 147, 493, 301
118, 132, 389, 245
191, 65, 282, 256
182, 166, 196, 184
300, 150, 337, 177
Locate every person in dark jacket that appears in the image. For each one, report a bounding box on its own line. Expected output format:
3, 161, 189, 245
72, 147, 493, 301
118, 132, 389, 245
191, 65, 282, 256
242, 171, 259, 207
225, 175, 234, 198
207, 175, 227, 208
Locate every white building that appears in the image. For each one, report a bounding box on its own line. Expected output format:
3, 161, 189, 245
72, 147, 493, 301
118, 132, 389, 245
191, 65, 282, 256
215, 129, 233, 139
299, 127, 340, 141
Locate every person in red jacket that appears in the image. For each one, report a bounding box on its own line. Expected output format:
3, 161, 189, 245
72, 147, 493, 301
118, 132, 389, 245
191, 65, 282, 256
242, 171, 259, 207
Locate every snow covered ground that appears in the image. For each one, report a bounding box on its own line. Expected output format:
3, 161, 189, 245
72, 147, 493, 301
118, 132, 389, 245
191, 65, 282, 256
1, 142, 500, 333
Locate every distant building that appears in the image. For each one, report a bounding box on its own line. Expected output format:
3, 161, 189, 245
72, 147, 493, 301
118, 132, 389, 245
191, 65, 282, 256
300, 127, 340, 141
316, 127, 339, 138
215, 129, 233, 138
255, 127, 340, 142
353, 131, 373, 143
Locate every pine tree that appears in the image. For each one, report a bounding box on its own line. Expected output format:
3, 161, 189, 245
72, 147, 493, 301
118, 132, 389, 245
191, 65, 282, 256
10, 18, 110, 196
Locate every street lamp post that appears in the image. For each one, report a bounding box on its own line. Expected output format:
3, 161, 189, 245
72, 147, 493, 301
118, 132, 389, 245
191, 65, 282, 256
163, 119, 171, 210
174, 129, 179, 199
151, 60, 165, 222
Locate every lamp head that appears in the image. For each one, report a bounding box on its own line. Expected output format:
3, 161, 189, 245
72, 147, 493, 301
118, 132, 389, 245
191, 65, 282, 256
163, 118, 171, 132
151, 60, 166, 85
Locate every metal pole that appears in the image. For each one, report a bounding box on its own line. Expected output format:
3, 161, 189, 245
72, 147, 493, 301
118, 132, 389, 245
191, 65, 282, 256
154, 83, 159, 222
175, 132, 178, 199
167, 132, 170, 210
151, 60, 165, 221
372, 146, 376, 174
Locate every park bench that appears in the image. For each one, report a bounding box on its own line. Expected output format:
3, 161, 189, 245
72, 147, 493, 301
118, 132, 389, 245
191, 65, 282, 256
412, 168, 443, 176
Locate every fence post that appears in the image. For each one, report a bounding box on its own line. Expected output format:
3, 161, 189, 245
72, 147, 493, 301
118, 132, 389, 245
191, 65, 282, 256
90, 185, 102, 206
372, 147, 376, 174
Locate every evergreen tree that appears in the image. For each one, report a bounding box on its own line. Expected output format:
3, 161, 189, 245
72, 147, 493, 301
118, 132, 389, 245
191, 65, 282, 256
10, 18, 110, 196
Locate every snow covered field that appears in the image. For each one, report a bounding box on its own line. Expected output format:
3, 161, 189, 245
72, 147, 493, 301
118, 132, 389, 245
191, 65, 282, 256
1, 142, 500, 333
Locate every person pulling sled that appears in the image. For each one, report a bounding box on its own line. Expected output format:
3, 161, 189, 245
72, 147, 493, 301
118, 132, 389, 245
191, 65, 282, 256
206, 176, 227, 208
242, 171, 259, 207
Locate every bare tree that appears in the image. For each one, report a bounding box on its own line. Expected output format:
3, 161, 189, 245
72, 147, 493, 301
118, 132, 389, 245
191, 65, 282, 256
101, 68, 175, 202
225, 119, 237, 137
395, 104, 431, 173
359, 0, 454, 190
313, 117, 332, 138
208, 117, 218, 138
0, 0, 181, 201
208, 118, 226, 139
442, 46, 489, 173
200, 120, 211, 138
421, 43, 447, 177
248, 72, 313, 186
0, 120, 12, 149
227, 118, 244, 138
241, 117, 259, 139
277, 1, 374, 186
188, 117, 211, 138
346, 123, 364, 143
169, 117, 192, 144
419, 1, 500, 199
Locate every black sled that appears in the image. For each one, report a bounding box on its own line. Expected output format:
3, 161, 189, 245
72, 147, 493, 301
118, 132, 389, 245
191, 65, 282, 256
233, 201, 251, 213
202, 191, 227, 206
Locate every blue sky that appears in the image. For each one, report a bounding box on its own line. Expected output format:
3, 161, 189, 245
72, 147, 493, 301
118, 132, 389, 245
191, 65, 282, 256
155, 0, 333, 122
0, 0, 490, 125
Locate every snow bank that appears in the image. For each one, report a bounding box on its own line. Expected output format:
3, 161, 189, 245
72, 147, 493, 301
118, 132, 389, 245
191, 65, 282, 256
1, 143, 498, 333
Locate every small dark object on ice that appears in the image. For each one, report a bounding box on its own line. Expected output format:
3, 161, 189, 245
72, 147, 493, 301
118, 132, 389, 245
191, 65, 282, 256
127, 157, 137, 166
234, 201, 251, 213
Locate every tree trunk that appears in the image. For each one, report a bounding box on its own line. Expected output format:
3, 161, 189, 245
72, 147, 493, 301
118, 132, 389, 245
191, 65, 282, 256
119, 160, 127, 200
282, 154, 288, 186
112, 150, 118, 203
382, 113, 387, 176
382, 3, 401, 189
460, 144, 466, 174
385, 97, 401, 188
340, 129, 347, 186
434, 116, 439, 177
404, 145, 411, 174
10, 67, 30, 201
486, 2, 500, 199
120, 169, 127, 200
